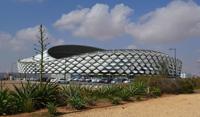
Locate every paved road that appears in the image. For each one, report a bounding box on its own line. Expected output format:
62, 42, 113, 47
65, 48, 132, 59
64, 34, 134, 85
62, 94, 200, 117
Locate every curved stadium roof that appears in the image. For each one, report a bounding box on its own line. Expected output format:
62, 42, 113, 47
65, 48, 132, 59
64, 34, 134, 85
48, 45, 105, 59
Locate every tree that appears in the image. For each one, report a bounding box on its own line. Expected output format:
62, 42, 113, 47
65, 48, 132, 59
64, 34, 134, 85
33, 24, 49, 82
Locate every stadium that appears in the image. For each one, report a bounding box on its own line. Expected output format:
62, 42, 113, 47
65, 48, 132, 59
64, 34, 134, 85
17, 45, 182, 79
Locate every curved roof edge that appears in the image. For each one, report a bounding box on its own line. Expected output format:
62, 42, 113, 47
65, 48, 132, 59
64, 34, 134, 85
48, 45, 105, 59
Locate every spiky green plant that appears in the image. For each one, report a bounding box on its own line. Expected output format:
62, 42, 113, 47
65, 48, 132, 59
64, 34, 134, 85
12, 82, 60, 112
67, 95, 86, 110
110, 97, 121, 105
149, 87, 161, 97
118, 87, 131, 101
62, 85, 87, 109
132, 81, 147, 95
0, 89, 17, 115
47, 102, 57, 117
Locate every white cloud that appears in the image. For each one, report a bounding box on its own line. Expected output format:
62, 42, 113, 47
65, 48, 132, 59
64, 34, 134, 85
55, 1, 200, 43
127, 1, 200, 43
54, 3, 132, 40
0, 26, 64, 72
127, 44, 137, 49
0, 25, 64, 51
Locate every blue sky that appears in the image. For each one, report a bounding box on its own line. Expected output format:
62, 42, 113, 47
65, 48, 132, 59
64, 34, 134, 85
0, 0, 200, 75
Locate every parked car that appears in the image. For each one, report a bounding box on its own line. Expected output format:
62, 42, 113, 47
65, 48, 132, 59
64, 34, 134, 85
72, 77, 79, 81
91, 78, 101, 83
111, 78, 130, 84
58, 78, 69, 84
78, 78, 85, 82
123, 79, 131, 83
85, 78, 91, 82
50, 77, 57, 83
99, 78, 113, 84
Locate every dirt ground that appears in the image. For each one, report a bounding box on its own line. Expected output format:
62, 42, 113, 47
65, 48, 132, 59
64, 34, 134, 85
0, 80, 24, 90
62, 94, 200, 117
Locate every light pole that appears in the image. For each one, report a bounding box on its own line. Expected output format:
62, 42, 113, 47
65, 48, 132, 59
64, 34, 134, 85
10, 62, 16, 80
169, 48, 177, 78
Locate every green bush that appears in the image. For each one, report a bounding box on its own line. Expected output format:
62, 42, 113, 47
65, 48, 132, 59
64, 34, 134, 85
149, 87, 161, 97
62, 85, 83, 98
117, 87, 131, 101
32, 83, 60, 109
134, 76, 195, 94
189, 78, 200, 89
67, 95, 86, 110
0, 89, 17, 115
92, 87, 108, 99
132, 81, 147, 95
63, 85, 87, 110
110, 97, 121, 105
23, 98, 34, 112
12, 82, 60, 112
176, 79, 194, 94
47, 102, 57, 116
85, 96, 97, 106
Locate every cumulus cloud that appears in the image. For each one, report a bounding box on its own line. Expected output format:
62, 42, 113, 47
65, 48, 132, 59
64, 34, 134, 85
127, 0, 200, 43
127, 44, 137, 49
54, 1, 200, 43
0, 25, 64, 51
54, 3, 132, 40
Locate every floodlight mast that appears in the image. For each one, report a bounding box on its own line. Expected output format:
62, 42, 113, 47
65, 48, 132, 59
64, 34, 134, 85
169, 48, 177, 78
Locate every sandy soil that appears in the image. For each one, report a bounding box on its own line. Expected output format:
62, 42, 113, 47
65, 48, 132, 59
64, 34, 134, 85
0, 80, 24, 90
62, 94, 200, 117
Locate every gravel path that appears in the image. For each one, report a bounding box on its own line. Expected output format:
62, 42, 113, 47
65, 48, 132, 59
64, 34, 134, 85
62, 94, 200, 117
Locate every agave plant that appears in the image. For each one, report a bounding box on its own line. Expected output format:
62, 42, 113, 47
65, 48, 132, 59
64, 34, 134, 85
131, 81, 147, 96
118, 87, 131, 101
33, 82, 60, 109
0, 89, 17, 115
47, 102, 57, 116
62, 85, 82, 98
67, 95, 86, 110
62, 85, 87, 109
12, 82, 60, 112
11, 81, 37, 112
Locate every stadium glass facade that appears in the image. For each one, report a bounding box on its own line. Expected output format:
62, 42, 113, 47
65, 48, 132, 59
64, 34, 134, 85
17, 45, 182, 78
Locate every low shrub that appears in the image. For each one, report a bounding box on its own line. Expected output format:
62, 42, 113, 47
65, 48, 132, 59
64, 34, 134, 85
117, 86, 132, 101
189, 78, 200, 89
176, 79, 194, 94
146, 78, 178, 94
67, 95, 86, 110
85, 96, 97, 106
47, 102, 57, 116
135, 75, 195, 94
23, 98, 34, 112
110, 97, 121, 105
12, 82, 60, 112
0, 89, 17, 115
131, 81, 147, 95
149, 87, 161, 97
63, 85, 87, 110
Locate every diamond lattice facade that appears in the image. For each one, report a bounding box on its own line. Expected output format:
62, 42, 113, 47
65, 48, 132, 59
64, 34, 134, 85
17, 45, 182, 77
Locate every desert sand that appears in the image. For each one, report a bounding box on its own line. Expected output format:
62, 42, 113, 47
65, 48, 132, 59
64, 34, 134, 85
62, 94, 200, 117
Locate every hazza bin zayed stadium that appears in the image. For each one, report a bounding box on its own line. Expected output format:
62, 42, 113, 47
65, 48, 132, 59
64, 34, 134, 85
17, 45, 182, 83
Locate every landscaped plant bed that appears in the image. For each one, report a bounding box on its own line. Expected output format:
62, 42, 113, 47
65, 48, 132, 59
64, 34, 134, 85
1, 76, 199, 116
3, 96, 158, 117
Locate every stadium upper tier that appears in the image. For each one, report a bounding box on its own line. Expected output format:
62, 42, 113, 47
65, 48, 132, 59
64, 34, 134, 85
17, 45, 182, 77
